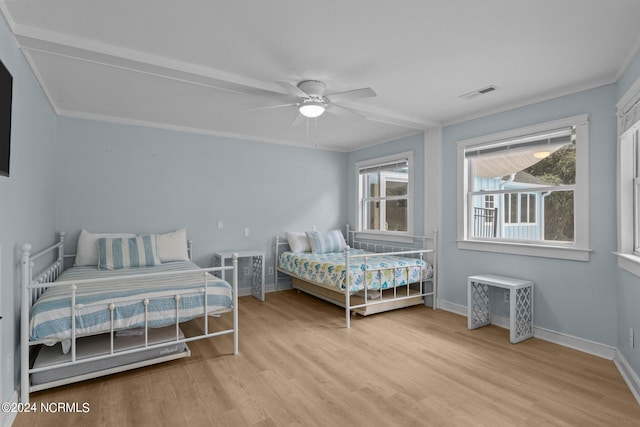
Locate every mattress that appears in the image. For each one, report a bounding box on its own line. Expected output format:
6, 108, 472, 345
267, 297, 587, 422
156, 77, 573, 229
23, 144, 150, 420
30, 261, 233, 349
278, 249, 431, 294
31, 325, 189, 386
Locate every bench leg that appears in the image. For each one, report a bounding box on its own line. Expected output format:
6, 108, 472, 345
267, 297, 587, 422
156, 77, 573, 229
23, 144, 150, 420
468, 281, 491, 330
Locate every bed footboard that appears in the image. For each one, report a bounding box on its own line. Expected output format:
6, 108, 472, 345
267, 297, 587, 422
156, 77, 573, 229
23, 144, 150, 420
20, 232, 239, 403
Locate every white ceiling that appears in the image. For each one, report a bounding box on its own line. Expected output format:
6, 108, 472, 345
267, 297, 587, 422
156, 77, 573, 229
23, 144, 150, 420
2, 0, 640, 151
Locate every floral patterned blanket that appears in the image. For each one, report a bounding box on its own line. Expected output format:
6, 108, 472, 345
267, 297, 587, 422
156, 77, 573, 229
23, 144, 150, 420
278, 249, 431, 294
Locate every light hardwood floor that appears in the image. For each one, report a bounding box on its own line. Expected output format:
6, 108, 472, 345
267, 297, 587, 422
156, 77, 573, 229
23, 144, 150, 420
14, 290, 640, 426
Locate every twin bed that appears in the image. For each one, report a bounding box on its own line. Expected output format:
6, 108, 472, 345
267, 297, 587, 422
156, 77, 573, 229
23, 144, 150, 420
275, 226, 438, 327
20, 229, 238, 403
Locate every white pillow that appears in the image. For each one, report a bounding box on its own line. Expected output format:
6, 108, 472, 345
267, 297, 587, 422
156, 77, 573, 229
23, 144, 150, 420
285, 231, 311, 253
74, 229, 136, 266
155, 229, 189, 262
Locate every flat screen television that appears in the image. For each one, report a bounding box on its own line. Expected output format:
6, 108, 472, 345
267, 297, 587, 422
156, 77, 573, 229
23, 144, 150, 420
0, 58, 12, 177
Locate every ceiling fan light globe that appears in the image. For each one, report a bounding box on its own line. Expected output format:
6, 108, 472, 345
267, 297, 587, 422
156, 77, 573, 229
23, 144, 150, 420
299, 102, 326, 118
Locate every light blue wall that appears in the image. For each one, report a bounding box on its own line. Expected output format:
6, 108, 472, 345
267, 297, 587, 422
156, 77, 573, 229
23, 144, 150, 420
442, 84, 618, 346
346, 133, 425, 236
616, 48, 640, 378
617, 50, 640, 100
0, 18, 58, 401
55, 117, 347, 291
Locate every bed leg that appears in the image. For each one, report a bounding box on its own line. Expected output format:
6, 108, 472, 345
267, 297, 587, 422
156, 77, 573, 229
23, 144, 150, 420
345, 248, 351, 329
20, 244, 32, 403
232, 253, 239, 355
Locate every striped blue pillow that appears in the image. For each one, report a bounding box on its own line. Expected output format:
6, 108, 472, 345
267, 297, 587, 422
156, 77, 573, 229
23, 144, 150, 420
97, 234, 161, 270
305, 230, 347, 254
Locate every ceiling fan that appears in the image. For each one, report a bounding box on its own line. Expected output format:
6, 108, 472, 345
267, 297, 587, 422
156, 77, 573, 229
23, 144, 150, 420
248, 80, 376, 125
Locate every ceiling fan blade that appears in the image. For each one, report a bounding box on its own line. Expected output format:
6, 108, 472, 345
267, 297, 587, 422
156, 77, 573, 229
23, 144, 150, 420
290, 112, 306, 127
244, 102, 297, 112
276, 81, 309, 98
325, 87, 376, 103
327, 104, 367, 120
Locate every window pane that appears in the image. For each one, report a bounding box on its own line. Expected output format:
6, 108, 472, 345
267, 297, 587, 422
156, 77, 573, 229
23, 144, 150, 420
509, 193, 518, 223
363, 201, 381, 231
484, 195, 494, 209
363, 173, 379, 198
503, 194, 510, 223
385, 179, 408, 197
543, 190, 574, 242
525, 143, 575, 185
635, 184, 640, 251
472, 190, 571, 242
529, 194, 536, 223
520, 194, 528, 223
385, 199, 408, 232
635, 181, 640, 251
470, 139, 575, 191
471, 195, 497, 238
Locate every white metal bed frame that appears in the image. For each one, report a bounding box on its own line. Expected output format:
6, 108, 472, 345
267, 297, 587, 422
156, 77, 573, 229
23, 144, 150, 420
275, 226, 438, 328
20, 232, 239, 403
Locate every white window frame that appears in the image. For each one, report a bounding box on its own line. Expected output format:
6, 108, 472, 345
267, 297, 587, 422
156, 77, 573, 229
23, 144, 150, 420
616, 80, 640, 276
457, 114, 590, 261
355, 151, 414, 240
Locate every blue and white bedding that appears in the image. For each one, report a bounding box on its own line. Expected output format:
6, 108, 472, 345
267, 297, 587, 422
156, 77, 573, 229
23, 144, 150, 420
278, 249, 432, 294
30, 261, 233, 352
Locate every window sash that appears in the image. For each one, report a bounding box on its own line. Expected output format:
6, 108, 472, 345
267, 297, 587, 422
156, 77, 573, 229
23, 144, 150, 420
356, 152, 413, 234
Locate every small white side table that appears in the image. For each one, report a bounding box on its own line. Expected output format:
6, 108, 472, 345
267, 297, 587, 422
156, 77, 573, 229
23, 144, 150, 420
467, 274, 534, 344
214, 250, 265, 301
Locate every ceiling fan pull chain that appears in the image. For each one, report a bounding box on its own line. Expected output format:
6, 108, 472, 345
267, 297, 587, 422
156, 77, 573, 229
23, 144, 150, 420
306, 116, 309, 145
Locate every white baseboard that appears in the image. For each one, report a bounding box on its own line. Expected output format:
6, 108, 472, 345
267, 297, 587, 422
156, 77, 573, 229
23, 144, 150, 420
238, 283, 292, 298
440, 299, 638, 403
615, 350, 640, 405
2, 390, 17, 427
439, 300, 616, 359
439, 300, 467, 317
533, 326, 617, 360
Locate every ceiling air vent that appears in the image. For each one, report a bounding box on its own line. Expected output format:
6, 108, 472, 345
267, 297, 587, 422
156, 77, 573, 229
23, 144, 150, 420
459, 85, 498, 100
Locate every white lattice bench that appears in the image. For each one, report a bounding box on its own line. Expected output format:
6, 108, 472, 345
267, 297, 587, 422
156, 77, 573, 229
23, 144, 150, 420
467, 274, 534, 344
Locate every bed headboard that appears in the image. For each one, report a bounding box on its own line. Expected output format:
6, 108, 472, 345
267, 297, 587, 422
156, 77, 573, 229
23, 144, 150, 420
21, 232, 66, 308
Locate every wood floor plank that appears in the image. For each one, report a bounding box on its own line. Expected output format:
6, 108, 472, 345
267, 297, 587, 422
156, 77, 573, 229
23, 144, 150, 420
13, 290, 640, 426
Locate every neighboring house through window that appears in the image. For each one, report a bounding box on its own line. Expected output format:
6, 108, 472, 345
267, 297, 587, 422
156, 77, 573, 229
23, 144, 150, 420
356, 152, 413, 236
457, 114, 590, 261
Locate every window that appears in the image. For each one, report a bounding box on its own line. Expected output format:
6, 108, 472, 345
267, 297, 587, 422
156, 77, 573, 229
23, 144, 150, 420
356, 152, 413, 235
457, 115, 590, 261
617, 119, 640, 271
616, 83, 640, 276
484, 194, 495, 210
504, 193, 536, 225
